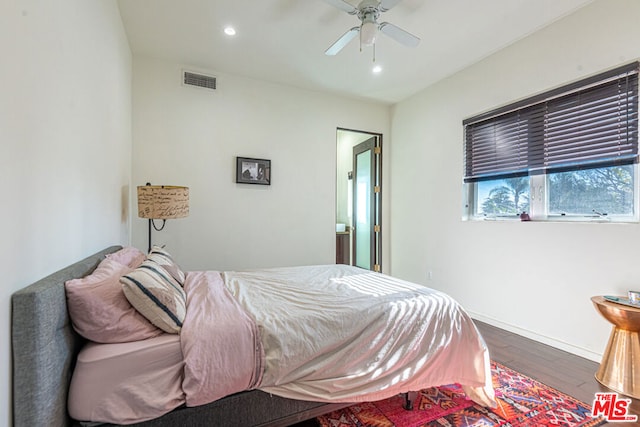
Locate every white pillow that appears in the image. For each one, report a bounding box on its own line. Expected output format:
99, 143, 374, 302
121, 261, 186, 334
147, 245, 185, 285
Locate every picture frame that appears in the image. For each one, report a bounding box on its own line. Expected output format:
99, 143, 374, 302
236, 157, 271, 185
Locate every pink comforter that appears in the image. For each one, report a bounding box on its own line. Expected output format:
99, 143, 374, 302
180, 271, 263, 406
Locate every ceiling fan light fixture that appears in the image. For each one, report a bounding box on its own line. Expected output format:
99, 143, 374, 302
322, 0, 419, 56
360, 20, 377, 46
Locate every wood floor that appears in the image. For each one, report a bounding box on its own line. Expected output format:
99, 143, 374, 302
294, 320, 639, 426
475, 320, 639, 426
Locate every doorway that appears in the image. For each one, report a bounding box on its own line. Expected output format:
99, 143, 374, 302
336, 128, 382, 272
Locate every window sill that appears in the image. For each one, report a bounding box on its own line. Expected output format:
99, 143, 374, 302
464, 215, 638, 224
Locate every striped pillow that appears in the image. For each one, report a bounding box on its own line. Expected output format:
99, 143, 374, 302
147, 245, 186, 285
121, 261, 186, 334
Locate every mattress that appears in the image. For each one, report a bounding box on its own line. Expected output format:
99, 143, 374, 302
68, 334, 185, 424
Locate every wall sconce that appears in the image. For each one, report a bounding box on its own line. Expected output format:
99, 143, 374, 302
137, 183, 189, 252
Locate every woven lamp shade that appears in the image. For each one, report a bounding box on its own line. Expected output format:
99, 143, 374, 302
137, 185, 189, 219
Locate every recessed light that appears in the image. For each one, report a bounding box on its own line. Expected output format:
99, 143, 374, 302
224, 26, 236, 36
372, 65, 382, 74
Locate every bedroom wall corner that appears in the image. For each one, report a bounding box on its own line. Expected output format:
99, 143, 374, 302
389, 0, 640, 362
1, 1, 133, 426
130, 56, 391, 272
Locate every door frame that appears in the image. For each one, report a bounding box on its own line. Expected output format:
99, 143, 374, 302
336, 127, 382, 272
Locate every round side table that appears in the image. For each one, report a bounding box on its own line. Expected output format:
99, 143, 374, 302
591, 296, 640, 399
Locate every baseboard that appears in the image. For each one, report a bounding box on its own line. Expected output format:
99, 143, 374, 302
470, 311, 603, 363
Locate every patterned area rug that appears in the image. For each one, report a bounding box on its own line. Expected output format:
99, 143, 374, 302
316, 361, 605, 427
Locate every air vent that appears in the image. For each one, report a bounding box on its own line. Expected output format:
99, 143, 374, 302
183, 71, 217, 90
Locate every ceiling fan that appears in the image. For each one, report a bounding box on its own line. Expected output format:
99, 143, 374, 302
322, 0, 420, 56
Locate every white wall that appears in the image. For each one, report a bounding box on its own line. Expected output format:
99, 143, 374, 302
390, 0, 640, 361
5, 2, 632, 423
0, 1, 132, 425
131, 57, 391, 271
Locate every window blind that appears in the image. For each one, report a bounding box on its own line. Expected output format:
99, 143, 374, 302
464, 62, 639, 183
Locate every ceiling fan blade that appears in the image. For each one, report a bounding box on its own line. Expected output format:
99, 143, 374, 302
379, 22, 420, 47
379, 0, 403, 12
325, 26, 360, 55
321, 0, 358, 14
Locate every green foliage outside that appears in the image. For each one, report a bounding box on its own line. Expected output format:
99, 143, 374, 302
479, 166, 633, 216
481, 177, 529, 215
548, 166, 633, 215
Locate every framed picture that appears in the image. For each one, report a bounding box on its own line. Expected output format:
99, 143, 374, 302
236, 157, 271, 185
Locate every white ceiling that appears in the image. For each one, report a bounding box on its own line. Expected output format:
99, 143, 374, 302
117, 0, 594, 104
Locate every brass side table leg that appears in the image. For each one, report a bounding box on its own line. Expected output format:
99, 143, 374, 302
595, 326, 640, 399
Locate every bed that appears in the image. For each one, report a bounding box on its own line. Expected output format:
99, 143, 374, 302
12, 245, 495, 426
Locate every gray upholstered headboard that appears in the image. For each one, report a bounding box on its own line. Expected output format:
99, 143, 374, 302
11, 246, 122, 427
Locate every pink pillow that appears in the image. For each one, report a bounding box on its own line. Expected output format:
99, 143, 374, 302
105, 246, 146, 269
65, 258, 162, 343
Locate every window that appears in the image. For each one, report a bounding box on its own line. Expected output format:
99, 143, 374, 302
475, 177, 530, 217
548, 165, 634, 217
463, 62, 639, 222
